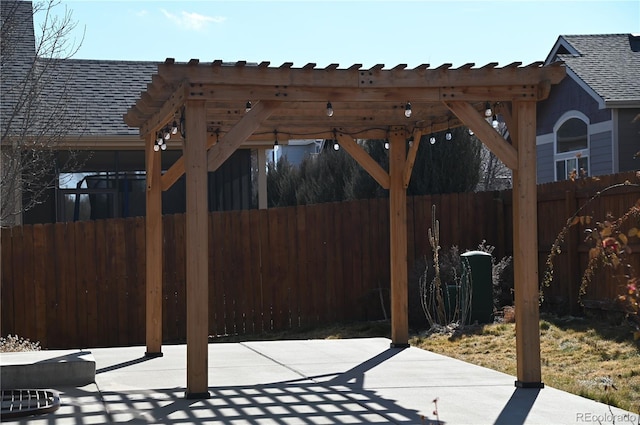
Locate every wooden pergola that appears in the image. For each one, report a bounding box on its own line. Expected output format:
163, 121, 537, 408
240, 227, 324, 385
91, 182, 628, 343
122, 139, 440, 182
124, 59, 565, 398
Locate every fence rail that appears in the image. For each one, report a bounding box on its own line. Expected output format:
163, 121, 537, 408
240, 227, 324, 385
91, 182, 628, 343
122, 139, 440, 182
2, 172, 638, 349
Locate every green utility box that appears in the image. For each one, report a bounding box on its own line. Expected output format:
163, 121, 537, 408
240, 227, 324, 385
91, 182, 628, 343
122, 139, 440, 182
461, 250, 494, 324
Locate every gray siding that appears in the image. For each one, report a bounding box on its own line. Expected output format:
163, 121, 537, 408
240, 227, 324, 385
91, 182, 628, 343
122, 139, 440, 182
589, 131, 613, 176
537, 77, 610, 135
536, 141, 554, 183
618, 108, 640, 172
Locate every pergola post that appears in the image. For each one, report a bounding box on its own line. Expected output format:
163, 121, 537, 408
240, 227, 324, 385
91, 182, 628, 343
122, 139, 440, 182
388, 127, 409, 348
145, 132, 163, 357
512, 100, 543, 388
184, 100, 211, 399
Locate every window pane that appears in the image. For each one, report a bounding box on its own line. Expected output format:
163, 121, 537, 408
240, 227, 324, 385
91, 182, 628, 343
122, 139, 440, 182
60, 194, 91, 222
557, 118, 587, 153
567, 158, 577, 172
556, 160, 567, 181
578, 156, 589, 177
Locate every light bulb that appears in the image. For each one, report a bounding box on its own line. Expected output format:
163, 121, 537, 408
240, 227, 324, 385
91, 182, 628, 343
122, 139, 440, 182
404, 102, 412, 118
492, 115, 499, 128
333, 141, 339, 151
326, 102, 334, 117
164, 132, 171, 141
445, 130, 452, 141
484, 102, 492, 117
161, 143, 167, 151
429, 135, 436, 145
468, 128, 474, 135
245, 101, 252, 113
153, 144, 160, 152
171, 121, 178, 134
384, 141, 390, 150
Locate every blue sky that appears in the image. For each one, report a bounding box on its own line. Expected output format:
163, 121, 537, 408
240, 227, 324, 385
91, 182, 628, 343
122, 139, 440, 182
41, 1, 639, 68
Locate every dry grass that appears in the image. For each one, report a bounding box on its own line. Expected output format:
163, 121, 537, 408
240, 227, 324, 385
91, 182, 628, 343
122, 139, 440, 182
410, 313, 640, 414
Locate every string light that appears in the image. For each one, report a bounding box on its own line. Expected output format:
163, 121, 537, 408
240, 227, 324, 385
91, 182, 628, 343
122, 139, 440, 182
404, 102, 412, 118
492, 114, 499, 128
484, 102, 493, 117
429, 124, 436, 144
326, 102, 334, 117
384, 140, 390, 150
273, 130, 279, 147
245, 101, 252, 113
171, 121, 178, 135
445, 119, 452, 141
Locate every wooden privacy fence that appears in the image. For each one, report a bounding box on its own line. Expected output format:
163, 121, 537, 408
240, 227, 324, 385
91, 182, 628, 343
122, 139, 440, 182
2, 172, 639, 349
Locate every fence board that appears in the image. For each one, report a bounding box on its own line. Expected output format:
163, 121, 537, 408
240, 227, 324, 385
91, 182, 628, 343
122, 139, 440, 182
133, 217, 146, 345
2, 171, 639, 347
73, 221, 91, 348
210, 211, 225, 336
294, 205, 309, 328
172, 214, 186, 342
10, 227, 27, 339
1, 227, 15, 338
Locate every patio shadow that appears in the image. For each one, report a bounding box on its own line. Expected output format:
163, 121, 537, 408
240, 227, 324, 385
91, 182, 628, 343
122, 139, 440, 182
493, 387, 540, 425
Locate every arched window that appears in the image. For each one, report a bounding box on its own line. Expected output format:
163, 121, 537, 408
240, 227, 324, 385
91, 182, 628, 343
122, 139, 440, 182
555, 116, 589, 181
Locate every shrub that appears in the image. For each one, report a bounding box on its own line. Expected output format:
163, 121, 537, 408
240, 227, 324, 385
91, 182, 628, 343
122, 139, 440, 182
0, 334, 41, 352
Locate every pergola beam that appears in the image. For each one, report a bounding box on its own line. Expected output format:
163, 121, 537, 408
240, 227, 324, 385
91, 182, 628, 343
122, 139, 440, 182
184, 100, 210, 399
512, 100, 543, 387
154, 61, 565, 89
388, 127, 409, 347
144, 133, 163, 358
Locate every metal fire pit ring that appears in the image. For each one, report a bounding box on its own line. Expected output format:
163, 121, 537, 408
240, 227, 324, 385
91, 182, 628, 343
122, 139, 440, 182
1, 389, 60, 420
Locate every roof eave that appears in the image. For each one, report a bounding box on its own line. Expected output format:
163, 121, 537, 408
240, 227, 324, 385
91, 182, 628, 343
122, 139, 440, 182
604, 99, 640, 108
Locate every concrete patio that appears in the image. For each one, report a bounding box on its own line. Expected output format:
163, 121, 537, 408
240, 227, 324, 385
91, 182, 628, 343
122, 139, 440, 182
2, 337, 637, 424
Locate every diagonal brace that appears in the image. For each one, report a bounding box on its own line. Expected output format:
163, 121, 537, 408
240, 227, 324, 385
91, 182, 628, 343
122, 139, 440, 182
335, 132, 390, 189
208, 100, 280, 172
444, 100, 518, 170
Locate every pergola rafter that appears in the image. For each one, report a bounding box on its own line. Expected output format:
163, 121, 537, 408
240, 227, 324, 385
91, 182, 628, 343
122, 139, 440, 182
124, 59, 566, 398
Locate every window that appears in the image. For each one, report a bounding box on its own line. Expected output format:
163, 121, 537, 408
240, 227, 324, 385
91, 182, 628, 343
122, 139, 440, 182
57, 171, 146, 222
555, 116, 589, 181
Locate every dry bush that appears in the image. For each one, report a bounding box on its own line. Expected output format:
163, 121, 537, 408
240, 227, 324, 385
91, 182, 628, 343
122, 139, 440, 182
0, 334, 41, 352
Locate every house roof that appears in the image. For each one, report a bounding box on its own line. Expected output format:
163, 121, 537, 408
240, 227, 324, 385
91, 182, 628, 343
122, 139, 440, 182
43, 59, 159, 137
0, 1, 160, 145
546, 34, 640, 106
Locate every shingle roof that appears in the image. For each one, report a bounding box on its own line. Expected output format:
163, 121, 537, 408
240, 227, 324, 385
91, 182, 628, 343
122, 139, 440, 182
41, 59, 160, 136
1, 1, 159, 139
550, 34, 640, 103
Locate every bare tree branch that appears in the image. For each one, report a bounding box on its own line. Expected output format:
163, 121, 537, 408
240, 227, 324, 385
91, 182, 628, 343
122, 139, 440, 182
1, 0, 86, 225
